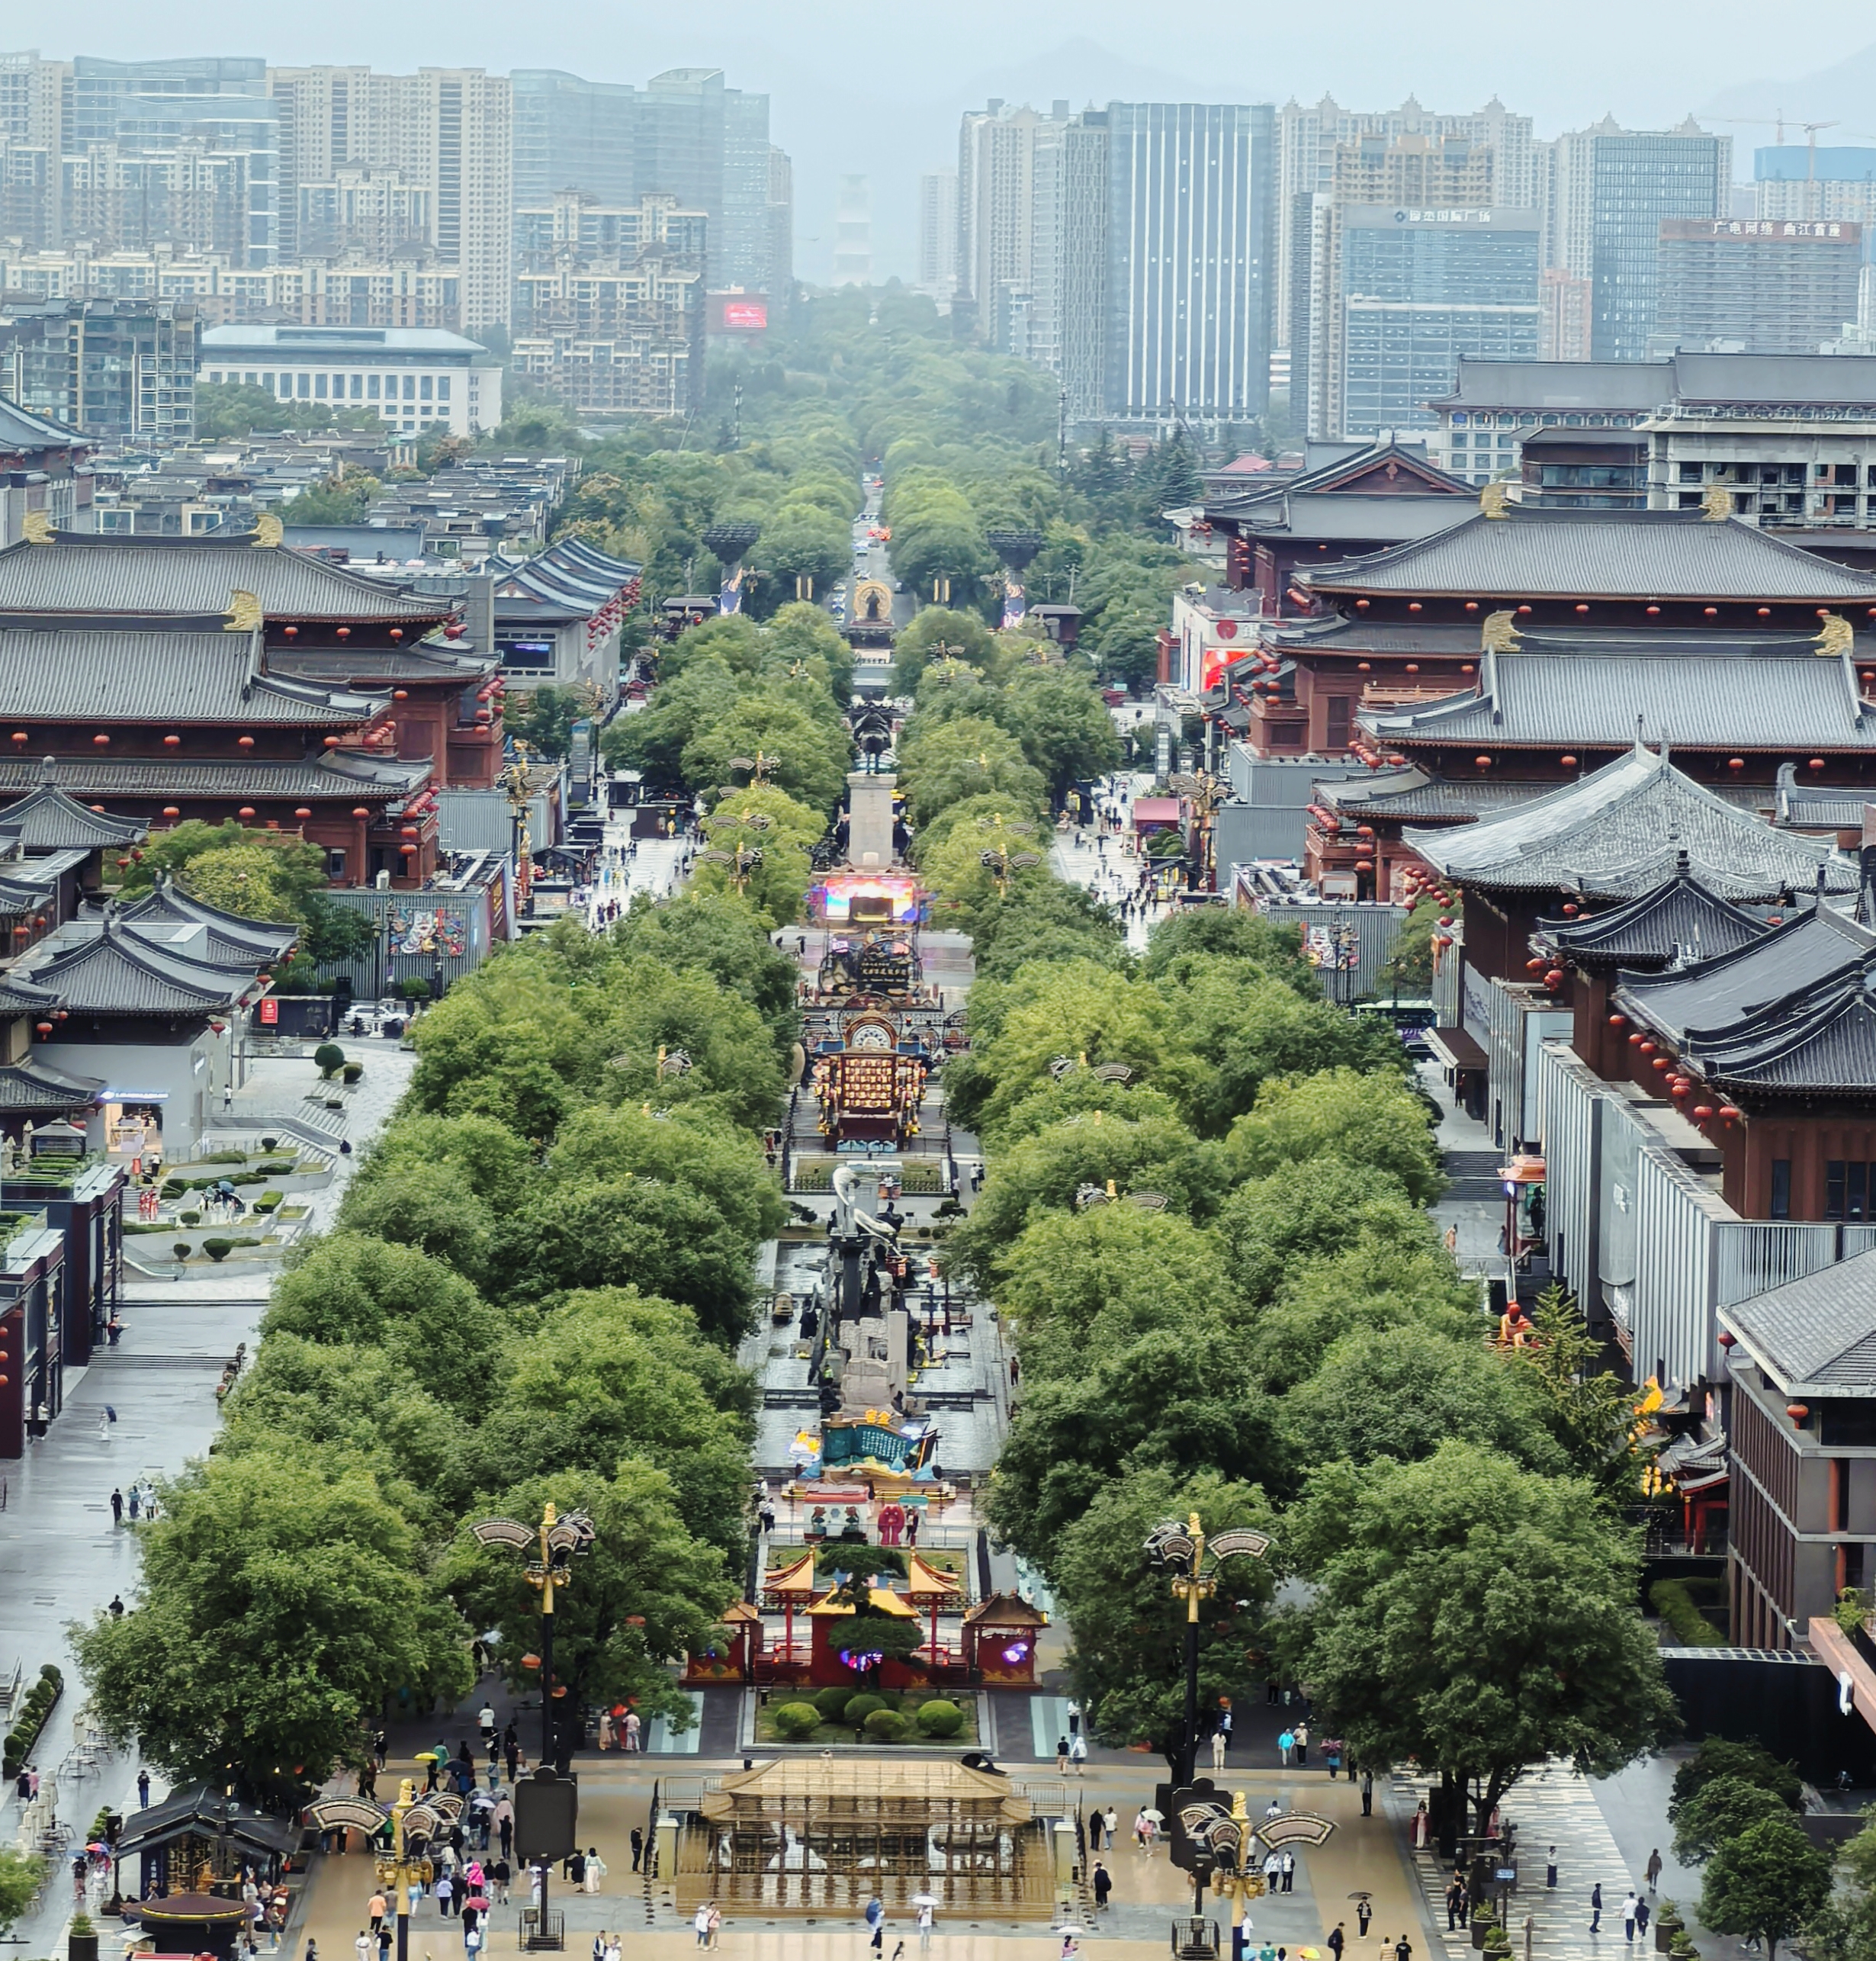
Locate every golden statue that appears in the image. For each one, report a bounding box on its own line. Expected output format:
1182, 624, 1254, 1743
1816, 612, 1855, 658
20, 510, 53, 545
224, 589, 263, 633
1479, 481, 1511, 519
252, 511, 284, 548
1700, 484, 1735, 522
1480, 609, 1522, 653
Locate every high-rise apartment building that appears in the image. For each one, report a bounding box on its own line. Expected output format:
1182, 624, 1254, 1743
1550, 116, 1730, 362
268, 66, 512, 328
512, 67, 782, 297
917, 169, 958, 298
834, 175, 871, 287
0, 296, 197, 440
0, 51, 68, 246
512, 69, 638, 208
1104, 102, 1275, 424
1540, 267, 1592, 361
1275, 95, 1536, 362
1755, 146, 1876, 226
955, 99, 1073, 339
1654, 218, 1864, 355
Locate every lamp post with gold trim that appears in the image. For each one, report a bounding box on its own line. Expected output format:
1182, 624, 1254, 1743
307, 1786, 461, 1961
1145, 1513, 1272, 1786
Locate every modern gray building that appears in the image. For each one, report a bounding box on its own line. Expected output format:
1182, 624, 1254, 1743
1336, 205, 1539, 437
1550, 117, 1730, 362
68, 56, 279, 264
1654, 217, 1863, 356
511, 66, 781, 296
1103, 101, 1275, 426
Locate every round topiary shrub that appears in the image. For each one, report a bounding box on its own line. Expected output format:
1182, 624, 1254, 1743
342, 1062, 364, 1084
202, 1237, 234, 1263
843, 1693, 887, 1727
771, 1702, 822, 1742
915, 1699, 964, 1738
172, 1243, 191, 1263
313, 1043, 346, 1080
261, 1136, 278, 1152
863, 1709, 910, 1742
813, 1686, 854, 1721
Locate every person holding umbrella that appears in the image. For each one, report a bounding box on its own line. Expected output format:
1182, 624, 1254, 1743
1352, 1894, 1373, 1937
911, 1894, 936, 1948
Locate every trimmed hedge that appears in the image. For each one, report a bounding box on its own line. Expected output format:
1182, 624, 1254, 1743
1650, 1579, 1724, 1648
915, 1698, 964, 1738
201, 1238, 236, 1263
812, 1686, 853, 1721
772, 1702, 821, 1741
3, 1662, 63, 1777
252, 1191, 284, 1215
863, 1709, 911, 1742
843, 1693, 888, 1726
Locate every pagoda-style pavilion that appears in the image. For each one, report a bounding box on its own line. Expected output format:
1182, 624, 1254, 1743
805, 1585, 922, 1689
683, 1758, 1046, 1918
760, 1548, 818, 1675
904, 1552, 963, 1670
962, 1593, 1047, 1688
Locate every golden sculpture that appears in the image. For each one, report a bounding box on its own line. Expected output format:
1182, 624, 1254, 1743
20, 510, 53, 545
1817, 612, 1855, 658
1481, 609, 1523, 653
252, 511, 284, 548
1701, 484, 1735, 522
223, 589, 263, 632
1479, 481, 1511, 519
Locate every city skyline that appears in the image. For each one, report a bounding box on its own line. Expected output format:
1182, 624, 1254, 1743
8, 3, 1876, 281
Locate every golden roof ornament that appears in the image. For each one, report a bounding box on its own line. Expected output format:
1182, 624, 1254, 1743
252, 511, 284, 548
1816, 612, 1855, 658
20, 510, 53, 545
1700, 484, 1734, 522
223, 589, 263, 633
1480, 609, 1522, 653
1479, 481, 1511, 519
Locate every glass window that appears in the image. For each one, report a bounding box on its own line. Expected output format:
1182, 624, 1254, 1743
403, 375, 416, 400
297, 373, 310, 398
315, 374, 328, 399
351, 374, 363, 400
368, 375, 380, 399
1828, 1160, 1847, 1220
437, 376, 451, 401
420, 375, 433, 400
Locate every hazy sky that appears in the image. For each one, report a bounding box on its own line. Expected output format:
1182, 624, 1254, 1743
26, 1, 1876, 280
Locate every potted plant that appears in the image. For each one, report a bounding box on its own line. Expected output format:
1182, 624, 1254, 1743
1655, 1905, 1685, 1953
1470, 1922, 1497, 1953
70, 1913, 98, 1961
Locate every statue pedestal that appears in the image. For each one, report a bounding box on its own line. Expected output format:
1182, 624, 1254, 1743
846, 771, 895, 870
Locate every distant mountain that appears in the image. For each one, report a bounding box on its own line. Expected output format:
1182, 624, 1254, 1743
1700, 41, 1876, 149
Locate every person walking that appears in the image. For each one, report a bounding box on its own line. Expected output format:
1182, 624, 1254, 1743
1328, 1927, 1345, 1961
1294, 1721, 1309, 1766
1055, 1736, 1069, 1775
435, 1873, 453, 1919
630, 1828, 644, 1875
137, 1769, 151, 1808
866, 1895, 885, 1956
1547, 1847, 1559, 1889
1211, 1726, 1227, 1772
1104, 1806, 1118, 1851
1395, 1937, 1413, 1961
1591, 1884, 1603, 1934
917, 1899, 935, 1949
1446, 1881, 1466, 1931
1646, 1850, 1663, 1893
1635, 1898, 1651, 1942
368, 1894, 387, 1935
111, 1487, 123, 1524
1092, 1862, 1112, 1911
1278, 1727, 1295, 1766
1280, 1850, 1296, 1894
584, 1848, 605, 1895
1360, 1770, 1373, 1818
1622, 1892, 1638, 1943
1356, 1898, 1373, 1938
1069, 1734, 1087, 1776
693, 1905, 712, 1950
623, 1711, 641, 1754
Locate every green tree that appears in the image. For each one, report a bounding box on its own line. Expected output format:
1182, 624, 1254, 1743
72, 1447, 470, 1789
998, 667, 1123, 801
1668, 1738, 1805, 1819
1701, 1816, 1833, 1961
1671, 1775, 1795, 1867
441, 1462, 737, 1725
1280, 1440, 1676, 1837
1052, 1468, 1277, 1773
0, 1850, 43, 1934
896, 715, 1044, 828
1805, 1808, 1876, 1961
1221, 1067, 1444, 1204
503, 685, 596, 760
890, 606, 996, 694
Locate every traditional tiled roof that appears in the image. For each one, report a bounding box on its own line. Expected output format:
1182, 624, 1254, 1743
1297, 508, 1876, 601
111, 879, 297, 966
0, 969, 66, 1017
0, 532, 448, 622
1428, 358, 1673, 413
1319, 768, 1551, 824
1206, 494, 1473, 540
268, 643, 495, 684
0, 1059, 103, 1114
0, 628, 389, 725
1360, 632, 1876, 752
1264, 616, 1486, 654
1405, 744, 1857, 899
1722, 1249, 1876, 1396
1616, 903, 1876, 1043
0, 395, 84, 451
0, 776, 146, 850
1682, 957, 1876, 1094
0, 752, 428, 802
1533, 857, 1767, 971
20, 915, 262, 1015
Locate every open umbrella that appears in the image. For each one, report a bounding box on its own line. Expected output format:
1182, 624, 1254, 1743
1346, 1892, 1373, 1902
1141, 1808, 1165, 1821
909, 1895, 938, 1908
464, 1896, 490, 1914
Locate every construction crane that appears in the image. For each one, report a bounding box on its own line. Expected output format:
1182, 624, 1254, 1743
1706, 115, 1876, 218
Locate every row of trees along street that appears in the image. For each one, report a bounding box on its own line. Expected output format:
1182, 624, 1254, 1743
901, 657, 1682, 1843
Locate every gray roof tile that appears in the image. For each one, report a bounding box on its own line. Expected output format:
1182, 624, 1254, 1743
1721, 1248, 1876, 1394
1406, 744, 1856, 899
1299, 508, 1876, 600
1534, 862, 1766, 970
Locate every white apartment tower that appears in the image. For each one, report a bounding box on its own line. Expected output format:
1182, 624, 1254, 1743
955, 98, 1073, 341
268, 66, 513, 329
918, 169, 958, 299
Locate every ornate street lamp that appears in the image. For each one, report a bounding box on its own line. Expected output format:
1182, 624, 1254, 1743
1176, 1790, 1335, 1960
306, 1786, 462, 1961
1145, 1513, 1273, 1786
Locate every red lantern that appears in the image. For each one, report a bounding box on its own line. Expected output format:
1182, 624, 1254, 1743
324, 735, 342, 747
1653, 1057, 1672, 1072
162, 805, 180, 818
1562, 902, 1579, 915
1475, 754, 1492, 768
394, 689, 410, 702
238, 806, 255, 820
163, 733, 180, 747
1757, 607, 1771, 619
1717, 1330, 1736, 1349
239, 735, 255, 748
1608, 1014, 1625, 1027
1405, 662, 1420, 673
92, 732, 108, 746
400, 843, 417, 856
295, 806, 312, 820
390, 628, 404, 641
34, 1021, 50, 1035
1788, 1403, 1810, 1423
1703, 606, 1718, 618
1560, 755, 1577, 767
352, 806, 371, 819
445, 622, 465, 639
1694, 1105, 1714, 1119
1810, 758, 1826, 771
1628, 1033, 1645, 1046
1575, 603, 1589, 615
1639, 1040, 1656, 1054
8, 733, 23, 744
282, 625, 298, 637
336, 625, 351, 639
1719, 1104, 1742, 1120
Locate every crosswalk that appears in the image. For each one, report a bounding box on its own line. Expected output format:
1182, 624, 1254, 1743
1393, 1764, 1650, 1961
